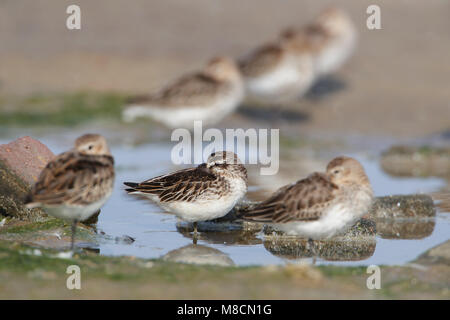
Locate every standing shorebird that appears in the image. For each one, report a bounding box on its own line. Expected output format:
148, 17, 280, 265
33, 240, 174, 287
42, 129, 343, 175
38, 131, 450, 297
280, 7, 357, 77
25, 134, 115, 250
238, 39, 315, 102
124, 151, 248, 239
242, 156, 373, 239
122, 57, 244, 129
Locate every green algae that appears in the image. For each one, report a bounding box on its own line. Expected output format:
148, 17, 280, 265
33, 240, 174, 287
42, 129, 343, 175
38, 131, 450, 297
0, 92, 126, 127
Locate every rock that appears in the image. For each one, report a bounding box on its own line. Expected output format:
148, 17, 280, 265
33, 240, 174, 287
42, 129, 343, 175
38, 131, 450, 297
414, 240, 450, 265
0, 137, 54, 220
0, 159, 44, 220
264, 227, 376, 262
0, 136, 54, 185
381, 145, 450, 177
264, 239, 376, 261
369, 194, 436, 219
162, 244, 235, 266
0, 136, 100, 224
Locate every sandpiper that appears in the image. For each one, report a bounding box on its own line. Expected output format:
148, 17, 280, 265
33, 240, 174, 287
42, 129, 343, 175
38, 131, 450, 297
280, 7, 357, 77
122, 57, 244, 129
25, 134, 115, 250
242, 156, 373, 239
238, 39, 315, 102
124, 151, 248, 238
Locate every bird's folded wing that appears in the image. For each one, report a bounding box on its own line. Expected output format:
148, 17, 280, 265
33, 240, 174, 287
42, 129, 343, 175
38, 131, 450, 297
125, 165, 219, 202
243, 172, 338, 223
152, 73, 226, 107
239, 44, 284, 77
28, 152, 114, 206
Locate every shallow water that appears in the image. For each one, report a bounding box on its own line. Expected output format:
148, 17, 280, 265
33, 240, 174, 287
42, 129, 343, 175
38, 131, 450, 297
2, 133, 449, 266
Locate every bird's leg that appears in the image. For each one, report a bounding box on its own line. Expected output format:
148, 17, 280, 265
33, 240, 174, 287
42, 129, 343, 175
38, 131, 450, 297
71, 220, 78, 251
193, 222, 198, 245
308, 238, 317, 265
193, 222, 198, 235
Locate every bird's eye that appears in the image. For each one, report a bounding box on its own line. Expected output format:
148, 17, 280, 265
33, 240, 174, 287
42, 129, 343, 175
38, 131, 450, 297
88, 145, 94, 150
334, 170, 340, 174
211, 152, 215, 157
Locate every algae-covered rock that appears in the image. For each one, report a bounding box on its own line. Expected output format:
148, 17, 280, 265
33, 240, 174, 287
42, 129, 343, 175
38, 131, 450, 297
264, 239, 376, 261
0, 136, 55, 185
0, 136, 103, 224
0, 136, 55, 220
0, 159, 46, 220
381, 145, 450, 177
369, 194, 435, 219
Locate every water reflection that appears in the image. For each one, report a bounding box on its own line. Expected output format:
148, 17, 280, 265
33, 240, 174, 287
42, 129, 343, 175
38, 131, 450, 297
162, 244, 235, 266
176, 222, 262, 245
261, 218, 377, 262
375, 218, 436, 240
433, 191, 450, 212
263, 238, 376, 262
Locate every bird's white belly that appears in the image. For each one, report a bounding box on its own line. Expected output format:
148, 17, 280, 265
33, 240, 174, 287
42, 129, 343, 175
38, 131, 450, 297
246, 62, 301, 97
315, 36, 356, 76
273, 204, 359, 239
43, 198, 108, 222
122, 86, 243, 129
135, 177, 247, 222
245, 56, 314, 101
167, 195, 240, 222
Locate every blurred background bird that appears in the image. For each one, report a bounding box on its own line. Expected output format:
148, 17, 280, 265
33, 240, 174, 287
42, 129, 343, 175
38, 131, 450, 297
122, 56, 244, 129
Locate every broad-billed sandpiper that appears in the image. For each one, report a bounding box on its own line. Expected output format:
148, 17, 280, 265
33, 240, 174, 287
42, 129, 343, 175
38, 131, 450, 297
25, 134, 115, 250
124, 151, 248, 237
242, 156, 373, 239
122, 57, 244, 129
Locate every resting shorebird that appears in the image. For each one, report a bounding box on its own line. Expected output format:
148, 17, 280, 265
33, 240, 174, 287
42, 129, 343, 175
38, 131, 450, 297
124, 151, 248, 237
25, 134, 115, 250
280, 7, 357, 77
238, 39, 315, 102
242, 156, 373, 239
122, 57, 244, 129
